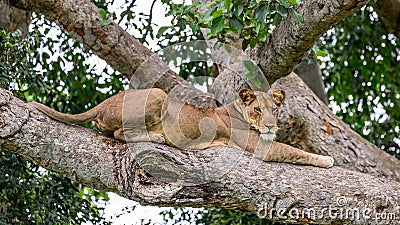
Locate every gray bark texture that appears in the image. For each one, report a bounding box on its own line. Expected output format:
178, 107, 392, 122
373, 0, 400, 39
293, 55, 328, 105
1, 88, 400, 225
0, 1, 30, 35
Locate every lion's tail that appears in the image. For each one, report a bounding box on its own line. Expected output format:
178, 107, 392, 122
30, 102, 97, 124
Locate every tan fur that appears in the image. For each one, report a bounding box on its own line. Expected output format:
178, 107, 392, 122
31, 88, 334, 168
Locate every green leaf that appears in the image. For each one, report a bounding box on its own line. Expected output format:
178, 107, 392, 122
255, 4, 269, 23
224, 44, 232, 54
177, 18, 187, 30
244, 60, 258, 73
272, 13, 282, 26
287, 0, 301, 4
211, 9, 223, 19
186, 1, 201, 11
229, 16, 244, 30
156, 26, 169, 38
315, 50, 328, 57
199, 11, 213, 24
278, 0, 289, 8
210, 16, 225, 34
242, 39, 250, 50
253, 78, 262, 89
257, 32, 267, 42
224, 0, 232, 11
202, 1, 218, 8
98, 8, 107, 20
276, 5, 289, 17
291, 8, 303, 23
233, 5, 244, 17
189, 23, 200, 33
250, 38, 258, 48
245, 72, 255, 79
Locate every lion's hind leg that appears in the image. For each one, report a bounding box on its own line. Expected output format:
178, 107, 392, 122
264, 142, 334, 168
114, 128, 165, 144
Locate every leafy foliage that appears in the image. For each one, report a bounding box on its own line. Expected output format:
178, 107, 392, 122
319, 6, 400, 158
158, 0, 302, 50
0, 28, 42, 99
0, 149, 110, 224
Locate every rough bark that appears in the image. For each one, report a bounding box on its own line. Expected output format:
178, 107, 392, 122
0, 1, 31, 35
1, 88, 400, 225
373, 0, 400, 39
247, 0, 370, 83
293, 55, 328, 105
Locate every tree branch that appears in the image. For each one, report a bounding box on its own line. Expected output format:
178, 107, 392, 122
1, 88, 399, 224
373, 0, 400, 39
248, 0, 370, 83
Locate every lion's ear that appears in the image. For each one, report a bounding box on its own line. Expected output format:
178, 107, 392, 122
238, 88, 256, 106
272, 90, 286, 107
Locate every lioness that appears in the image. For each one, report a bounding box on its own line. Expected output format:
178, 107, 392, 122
31, 88, 334, 168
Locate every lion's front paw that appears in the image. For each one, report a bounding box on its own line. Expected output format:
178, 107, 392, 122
320, 156, 334, 168
150, 133, 166, 144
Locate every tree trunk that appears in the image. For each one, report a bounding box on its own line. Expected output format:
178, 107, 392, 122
1, 88, 399, 225
293, 54, 328, 105
373, 0, 400, 39
0, 1, 31, 36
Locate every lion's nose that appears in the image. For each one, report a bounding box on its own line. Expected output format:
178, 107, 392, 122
264, 125, 275, 132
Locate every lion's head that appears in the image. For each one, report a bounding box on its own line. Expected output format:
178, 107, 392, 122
238, 88, 286, 141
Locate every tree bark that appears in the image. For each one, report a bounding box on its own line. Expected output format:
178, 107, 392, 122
293, 54, 328, 105
1, 88, 399, 225
0, 1, 31, 36
373, 0, 400, 39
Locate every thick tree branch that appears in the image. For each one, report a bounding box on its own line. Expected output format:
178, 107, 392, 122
0, 1, 30, 35
373, 0, 400, 39
248, 0, 370, 83
1, 88, 399, 224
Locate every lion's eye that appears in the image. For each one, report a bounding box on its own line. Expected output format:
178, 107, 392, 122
254, 107, 261, 113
